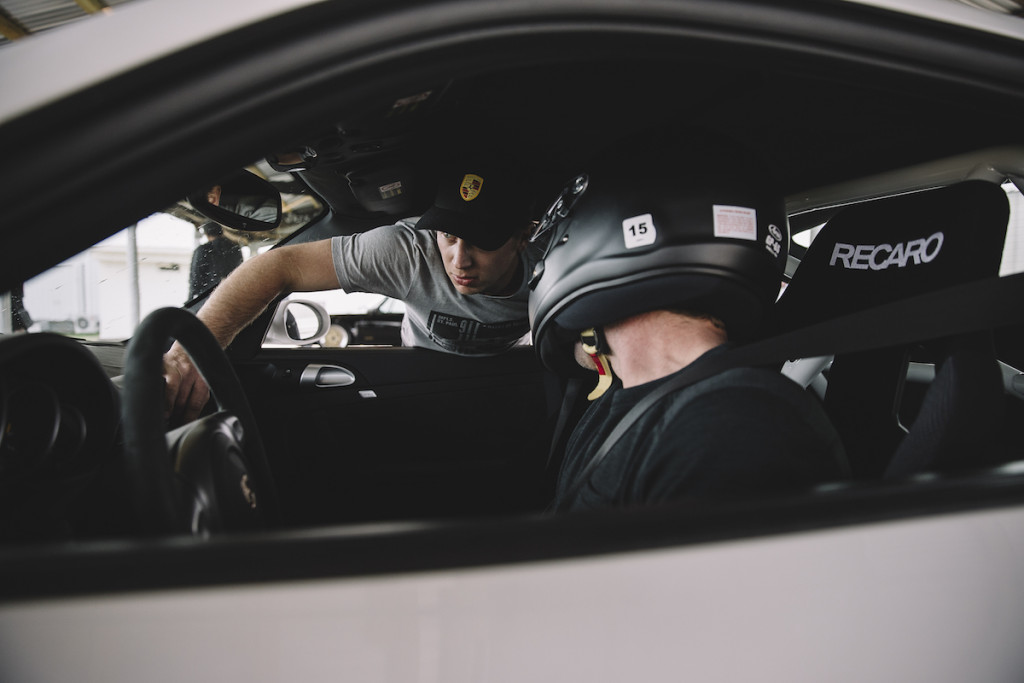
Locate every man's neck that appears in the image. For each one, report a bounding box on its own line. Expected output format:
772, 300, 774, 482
604, 311, 727, 388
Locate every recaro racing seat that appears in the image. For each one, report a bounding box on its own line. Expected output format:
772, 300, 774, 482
775, 181, 1010, 479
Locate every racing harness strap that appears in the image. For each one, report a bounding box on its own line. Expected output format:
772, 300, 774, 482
553, 272, 1024, 510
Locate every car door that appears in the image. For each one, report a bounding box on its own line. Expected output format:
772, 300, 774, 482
233, 340, 560, 526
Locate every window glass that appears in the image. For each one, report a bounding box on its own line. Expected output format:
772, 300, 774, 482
8, 165, 323, 341
282, 291, 406, 349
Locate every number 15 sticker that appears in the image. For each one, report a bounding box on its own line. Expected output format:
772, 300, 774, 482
623, 213, 657, 249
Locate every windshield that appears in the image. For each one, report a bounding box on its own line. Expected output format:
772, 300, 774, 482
4, 164, 324, 341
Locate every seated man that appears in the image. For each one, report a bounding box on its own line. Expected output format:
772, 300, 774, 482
528, 160, 850, 512
166, 157, 541, 423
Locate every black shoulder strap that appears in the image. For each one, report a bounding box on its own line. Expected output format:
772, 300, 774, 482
546, 376, 585, 472
553, 273, 1024, 510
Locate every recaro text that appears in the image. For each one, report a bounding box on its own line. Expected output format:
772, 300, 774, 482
830, 232, 944, 270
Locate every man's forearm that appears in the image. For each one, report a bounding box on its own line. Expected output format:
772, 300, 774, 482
166, 239, 339, 422
194, 251, 292, 348
193, 238, 341, 348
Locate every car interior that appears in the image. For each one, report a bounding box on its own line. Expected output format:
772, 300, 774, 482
2, 5, 1024, 589
777, 181, 1014, 478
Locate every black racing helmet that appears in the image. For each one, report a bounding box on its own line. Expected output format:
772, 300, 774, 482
529, 158, 789, 374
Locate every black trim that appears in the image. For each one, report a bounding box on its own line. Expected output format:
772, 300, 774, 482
2, 467, 1024, 603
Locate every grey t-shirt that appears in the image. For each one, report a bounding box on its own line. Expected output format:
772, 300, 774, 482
331, 218, 543, 356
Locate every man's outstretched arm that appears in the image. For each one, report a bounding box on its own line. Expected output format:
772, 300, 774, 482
164, 239, 340, 423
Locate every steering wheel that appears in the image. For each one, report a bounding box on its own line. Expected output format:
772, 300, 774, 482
121, 307, 279, 535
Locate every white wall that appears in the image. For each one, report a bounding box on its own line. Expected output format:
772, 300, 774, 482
23, 213, 195, 339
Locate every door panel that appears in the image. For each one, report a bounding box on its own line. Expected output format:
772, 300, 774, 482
235, 347, 560, 526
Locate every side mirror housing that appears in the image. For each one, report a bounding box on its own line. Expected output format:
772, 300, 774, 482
263, 299, 331, 347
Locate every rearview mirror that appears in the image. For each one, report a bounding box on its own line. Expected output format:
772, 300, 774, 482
188, 169, 283, 232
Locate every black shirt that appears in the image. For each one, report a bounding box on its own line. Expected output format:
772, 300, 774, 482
189, 230, 243, 299
553, 346, 849, 511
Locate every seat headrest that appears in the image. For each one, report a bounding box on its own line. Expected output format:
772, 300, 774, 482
776, 181, 1009, 331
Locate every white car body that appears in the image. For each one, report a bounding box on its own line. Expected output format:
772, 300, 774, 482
2, 504, 1024, 682
2, 1, 1024, 681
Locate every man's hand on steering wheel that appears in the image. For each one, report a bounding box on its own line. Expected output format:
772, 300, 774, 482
164, 342, 211, 424
127, 307, 279, 534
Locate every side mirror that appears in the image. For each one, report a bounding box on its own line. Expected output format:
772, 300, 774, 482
188, 169, 283, 232
263, 299, 331, 347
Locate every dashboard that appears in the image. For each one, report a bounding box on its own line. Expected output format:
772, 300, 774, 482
0, 333, 124, 542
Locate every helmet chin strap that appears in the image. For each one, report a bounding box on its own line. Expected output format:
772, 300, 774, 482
580, 327, 613, 400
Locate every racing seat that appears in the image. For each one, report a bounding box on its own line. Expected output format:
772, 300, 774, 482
775, 181, 1010, 479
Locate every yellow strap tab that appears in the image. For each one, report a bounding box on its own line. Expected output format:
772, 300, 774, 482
581, 327, 613, 400
587, 353, 613, 400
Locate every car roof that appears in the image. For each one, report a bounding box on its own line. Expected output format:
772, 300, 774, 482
2, 0, 1024, 293
2, 0, 1023, 129
0, 0, 320, 125
850, 0, 1024, 38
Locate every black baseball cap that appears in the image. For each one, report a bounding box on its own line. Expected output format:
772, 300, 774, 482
417, 159, 532, 250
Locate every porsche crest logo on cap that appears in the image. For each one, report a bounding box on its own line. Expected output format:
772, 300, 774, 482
460, 174, 483, 201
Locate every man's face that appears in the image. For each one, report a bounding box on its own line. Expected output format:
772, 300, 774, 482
436, 230, 526, 296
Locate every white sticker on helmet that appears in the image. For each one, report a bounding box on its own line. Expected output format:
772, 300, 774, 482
623, 213, 657, 249
713, 205, 757, 241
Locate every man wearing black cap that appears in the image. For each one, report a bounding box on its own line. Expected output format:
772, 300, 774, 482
164, 159, 541, 423
336, 160, 539, 355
